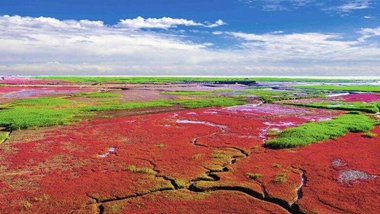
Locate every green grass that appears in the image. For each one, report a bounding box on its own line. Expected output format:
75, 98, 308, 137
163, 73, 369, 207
243, 89, 325, 103
0, 94, 246, 131
0, 132, 9, 143
36, 76, 258, 84
0, 108, 79, 130
35, 76, 371, 83
274, 171, 288, 183
265, 113, 378, 149
294, 85, 380, 92
245, 172, 263, 180
80, 99, 174, 111
289, 101, 380, 113
362, 132, 377, 138
0, 97, 81, 130
4, 97, 73, 109
79, 92, 120, 98
125, 165, 156, 175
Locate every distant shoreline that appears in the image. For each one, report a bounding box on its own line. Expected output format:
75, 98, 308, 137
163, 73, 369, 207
4, 75, 378, 80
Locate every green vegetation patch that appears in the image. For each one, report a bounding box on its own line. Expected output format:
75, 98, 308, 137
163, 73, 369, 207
0, 132, 9, 143
125, 165, 156, 175
289, 101, 380, 113
5, 97, 73, 109
265, 113, 378, 149
295, 85, 380, 92
0, 93, 246, 131
245, 172, 263, 180
0, 97, 81, 131
78, 92, 120, 98
274, 170, 288, 183
81, 99, 174, 111
243, 89, 325, 103
362, 132, 378, 138
36, 76, 368, 83
36, 76, 258, 84
0, 108, 79, 131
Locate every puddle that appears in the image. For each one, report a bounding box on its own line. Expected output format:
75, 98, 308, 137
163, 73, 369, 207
327, 104, 342, 107
204, 110, 218, 114
327, 93, 350, 97
331, 159, 347, 168
338, 170, 376, 184
176, 120, 227, 130
225, 104, 262, 112
1, 89, 82, 99
98, 147, 117, 158
263, 122, 295, 127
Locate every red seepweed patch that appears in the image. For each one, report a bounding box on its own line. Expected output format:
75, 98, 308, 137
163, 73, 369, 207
1, 103, 377, 213
337, 93, 380, 102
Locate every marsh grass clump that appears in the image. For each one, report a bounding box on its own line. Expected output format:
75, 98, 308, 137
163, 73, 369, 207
155, 143, 165, 148
0, 132, 9, 143
126, 165, 156, 175
362, 132, 377, 138
274, 170, 288, 183
245, 172, 263, 180
265, 113, 377, 148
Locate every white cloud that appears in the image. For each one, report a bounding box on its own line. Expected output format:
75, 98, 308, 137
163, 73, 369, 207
1, 15, 380, 76
117, 16, 202, 29
323, 0, 373, 14
364, 15, 375, 19
212, 31, 223, 35
205, 19, 227, 28
221, 31, 380, 62
240, 0, 316, 11
358, 27, 380, 41
242, 0, 374, 14
116, 16, 226, 29
336, 0, 371, 12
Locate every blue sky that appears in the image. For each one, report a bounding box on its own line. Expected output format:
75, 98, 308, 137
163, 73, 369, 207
0, 0, 379, 76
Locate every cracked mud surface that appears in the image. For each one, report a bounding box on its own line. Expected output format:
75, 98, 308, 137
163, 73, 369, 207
0, 105, 378, 213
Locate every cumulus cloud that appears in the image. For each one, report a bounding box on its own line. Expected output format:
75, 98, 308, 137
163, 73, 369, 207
117, 16, 202, 29
1, 15, 380, 76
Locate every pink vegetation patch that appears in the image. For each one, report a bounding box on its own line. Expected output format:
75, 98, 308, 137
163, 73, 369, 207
337, 93, 380, 102
0, 86, 89, 99
0, 76, 63, 85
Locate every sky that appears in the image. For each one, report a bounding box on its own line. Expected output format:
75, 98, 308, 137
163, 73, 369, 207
0, 0, 379, 76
